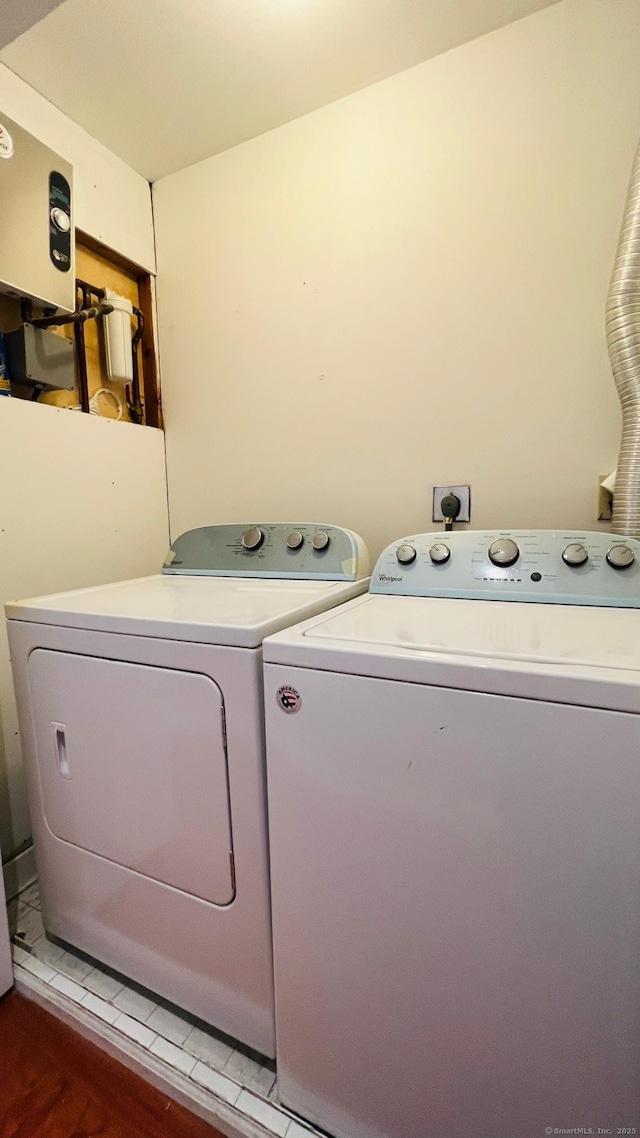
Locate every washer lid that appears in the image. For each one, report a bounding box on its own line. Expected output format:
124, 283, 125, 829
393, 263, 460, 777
5, 573, 368, 648
303, 594, 640, 666
263, 594, 640, 709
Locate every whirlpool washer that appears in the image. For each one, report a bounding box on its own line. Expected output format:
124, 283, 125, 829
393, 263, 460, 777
6, 522, 369, 1057
264, 529, 640, 1135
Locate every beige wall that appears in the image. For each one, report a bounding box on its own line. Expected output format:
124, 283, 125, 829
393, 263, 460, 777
0, 65, 168, 885
154, 0, 640, 561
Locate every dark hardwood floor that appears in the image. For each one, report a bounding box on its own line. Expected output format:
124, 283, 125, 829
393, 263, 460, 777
0, 990, 224, 1138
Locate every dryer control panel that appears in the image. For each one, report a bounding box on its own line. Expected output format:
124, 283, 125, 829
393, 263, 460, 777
371, 530, 640, 607
163, 524, 370, 581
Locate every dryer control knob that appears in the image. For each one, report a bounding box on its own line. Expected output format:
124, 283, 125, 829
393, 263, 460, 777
242, 526, 264, 550
488, 538, 519, 567
51, 207, 71, 232
396, 543, 417, 564
429, 543, 450, 564
286, 531, 304, 550
606, 544, 635, 570
312, 532, 330, 551
562, 542, 588, 567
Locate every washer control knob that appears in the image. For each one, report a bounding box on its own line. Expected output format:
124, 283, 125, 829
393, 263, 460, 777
286, 531, 304, 550
396, 543, 417, 565
429, 542, 450, 564
312, 531, 330, 551
50, 207, 71, 232
562, 542, 588, 567
242, 526, 264, 550
606, 543, 635, 570
488, 538, 520, 567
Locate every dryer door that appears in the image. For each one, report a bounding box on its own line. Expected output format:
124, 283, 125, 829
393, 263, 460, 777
28, 650, 234, 905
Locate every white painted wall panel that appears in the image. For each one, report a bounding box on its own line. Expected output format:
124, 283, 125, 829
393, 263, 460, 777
154, 0, 639, 559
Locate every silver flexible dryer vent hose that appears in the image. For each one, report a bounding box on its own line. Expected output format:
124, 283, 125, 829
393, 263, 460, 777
608, 141, 640, 538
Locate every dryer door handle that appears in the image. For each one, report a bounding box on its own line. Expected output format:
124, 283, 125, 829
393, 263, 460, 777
54, 723, 71, 779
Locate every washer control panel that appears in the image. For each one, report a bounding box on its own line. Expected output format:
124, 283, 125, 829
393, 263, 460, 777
163, 524, 370, 580
371, 530, 640, 607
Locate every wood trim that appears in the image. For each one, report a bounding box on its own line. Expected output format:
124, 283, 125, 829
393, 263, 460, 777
76, 230, 162, 430
76, 230, 149, 277
137, 273, 163, 430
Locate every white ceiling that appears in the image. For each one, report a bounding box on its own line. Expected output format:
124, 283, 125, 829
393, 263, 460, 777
1, 0, 561, 182
0, 0, 64, 50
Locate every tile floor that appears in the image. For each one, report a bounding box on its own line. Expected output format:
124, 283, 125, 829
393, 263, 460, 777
8, 881, 319, 1138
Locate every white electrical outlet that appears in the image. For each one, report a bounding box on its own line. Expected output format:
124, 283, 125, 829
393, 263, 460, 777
432, 485, 471, 523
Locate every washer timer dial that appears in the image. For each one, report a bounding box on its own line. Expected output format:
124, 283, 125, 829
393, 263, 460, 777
312, 532, 330, 551
488, 538, 519, 567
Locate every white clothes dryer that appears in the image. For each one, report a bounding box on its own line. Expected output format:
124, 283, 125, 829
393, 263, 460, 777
264, 529, 640, 1135
6, 522, 369, 1057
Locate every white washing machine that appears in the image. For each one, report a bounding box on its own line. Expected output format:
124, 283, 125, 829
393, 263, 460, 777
6, 522, 369, 1057
263, 529, 640, 1137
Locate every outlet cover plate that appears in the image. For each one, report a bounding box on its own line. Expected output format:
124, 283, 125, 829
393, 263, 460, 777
433, 485, 471, 523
